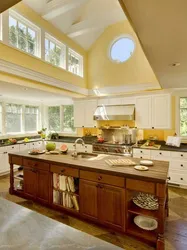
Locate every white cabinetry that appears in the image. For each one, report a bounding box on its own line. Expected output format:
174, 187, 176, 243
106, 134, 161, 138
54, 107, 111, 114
74, 101, 85, 127
0, 147, 9, 175
136, 96, 152, 129
152, 94, 171, 129
19, 143, 30, 151
135, 94, 171, 129
74, 100, 97, 128
133, 147, 187, 188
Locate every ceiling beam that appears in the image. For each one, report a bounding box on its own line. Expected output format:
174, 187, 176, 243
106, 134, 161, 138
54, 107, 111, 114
0, 0, 21, 13
42, 0, 87, 20
67, 9, 126, 38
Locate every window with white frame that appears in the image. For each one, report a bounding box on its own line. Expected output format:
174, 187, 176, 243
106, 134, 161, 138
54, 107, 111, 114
9, 10, 40, 57
6, 104, 22, 133
48, 106, 61, 132
45, 33, 66, 69
48, 105, 75, 133
0, 104, 2, 134
25, 106, 39, 132
68, 48, 83, 77
62, 105, 75, 133
180, 97, 187, 136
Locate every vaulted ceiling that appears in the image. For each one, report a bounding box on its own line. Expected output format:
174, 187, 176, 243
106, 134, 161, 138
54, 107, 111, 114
119, 0, 187, 89
23, 0, 126, 50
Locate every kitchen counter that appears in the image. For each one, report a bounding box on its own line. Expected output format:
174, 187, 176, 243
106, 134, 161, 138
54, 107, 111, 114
0, 136, 96, 147
0, 197, 122, 250
133, 143, 187, 152
9, 151, 168, 249
9, 151, 169, 183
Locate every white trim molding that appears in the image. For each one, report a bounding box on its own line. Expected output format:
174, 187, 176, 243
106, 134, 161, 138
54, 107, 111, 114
0, 59, 88, 96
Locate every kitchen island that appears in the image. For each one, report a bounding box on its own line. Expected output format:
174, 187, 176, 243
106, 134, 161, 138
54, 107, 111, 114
9, 151, 169, 250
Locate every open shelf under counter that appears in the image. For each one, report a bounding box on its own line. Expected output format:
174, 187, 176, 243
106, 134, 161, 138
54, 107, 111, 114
52, 202, 80, 214
128, 201, 159, 219
127, 223, 157, 243
53, 187, 79, 197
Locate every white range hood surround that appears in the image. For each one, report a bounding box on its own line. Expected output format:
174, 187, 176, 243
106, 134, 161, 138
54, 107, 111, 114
93, 104, 135, 121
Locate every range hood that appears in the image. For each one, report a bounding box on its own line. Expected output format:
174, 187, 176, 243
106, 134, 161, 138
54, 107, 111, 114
93, 105, 135, 121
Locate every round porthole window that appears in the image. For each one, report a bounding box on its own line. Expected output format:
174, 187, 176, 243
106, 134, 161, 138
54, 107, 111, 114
109, 36, 135, 63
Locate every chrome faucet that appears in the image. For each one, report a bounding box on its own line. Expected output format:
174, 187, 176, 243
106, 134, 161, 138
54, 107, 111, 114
72, 138, 85, 158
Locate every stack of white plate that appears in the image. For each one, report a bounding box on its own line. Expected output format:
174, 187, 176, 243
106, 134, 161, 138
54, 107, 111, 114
134, 215, 158, 231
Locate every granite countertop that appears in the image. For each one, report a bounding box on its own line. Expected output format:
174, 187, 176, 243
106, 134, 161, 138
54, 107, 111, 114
0, 136, 96, 148
48, 136, 97, 145
9, 151, 169, 183
0, 197, 122, 250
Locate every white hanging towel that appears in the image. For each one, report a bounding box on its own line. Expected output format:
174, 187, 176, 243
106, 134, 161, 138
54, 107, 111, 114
63, 192, 66, 207
66, 193, 73, 208
72, 196, 79, 211
53, 173, 57, 188
67, 177, 75, 193
53, 190, 58, 203
60, 175, 66, 191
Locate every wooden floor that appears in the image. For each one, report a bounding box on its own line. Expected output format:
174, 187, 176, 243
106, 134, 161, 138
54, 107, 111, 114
1, 175, 187, 250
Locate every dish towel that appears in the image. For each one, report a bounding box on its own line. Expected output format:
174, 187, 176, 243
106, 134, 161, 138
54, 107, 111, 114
67, 177, 75, 192
71, 195, 79, 211
60, 175, 66, 191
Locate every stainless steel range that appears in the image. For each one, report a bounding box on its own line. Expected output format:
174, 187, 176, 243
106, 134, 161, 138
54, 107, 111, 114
93, 142, 133, 156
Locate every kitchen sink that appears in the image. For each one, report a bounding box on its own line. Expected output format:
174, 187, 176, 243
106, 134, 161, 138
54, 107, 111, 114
77, 152, 98, 159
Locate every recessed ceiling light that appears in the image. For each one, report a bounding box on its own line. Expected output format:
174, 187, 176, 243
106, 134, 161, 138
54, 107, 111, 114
170, 62, 180, 67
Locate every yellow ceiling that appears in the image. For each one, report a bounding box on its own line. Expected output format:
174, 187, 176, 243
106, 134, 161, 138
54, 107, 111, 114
119, 0, 187, 89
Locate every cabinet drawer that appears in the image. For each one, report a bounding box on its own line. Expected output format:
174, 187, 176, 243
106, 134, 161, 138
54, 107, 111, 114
151, 150, 170, 158
133, 149, 150, 156
23, 158, 49, 171
7, 145, 20, 152
170, 161, 187, 170
133, 154, 150, 160
171, 151, 187, 159
19, 143, 30, 151
0, 146, 7, 153
80, 170, 124, 187
126, 179, 155, 194
50, 164, 79, 177
168, 171, 187, 185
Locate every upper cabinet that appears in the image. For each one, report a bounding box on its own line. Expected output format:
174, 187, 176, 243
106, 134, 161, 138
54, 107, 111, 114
152, 94, 171, 129
135, 94, 171, 129
74, 99, 97, 128
136, 96, 152, 129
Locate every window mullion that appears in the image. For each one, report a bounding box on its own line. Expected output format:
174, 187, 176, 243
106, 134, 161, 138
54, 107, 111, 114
61, 105, 64, 132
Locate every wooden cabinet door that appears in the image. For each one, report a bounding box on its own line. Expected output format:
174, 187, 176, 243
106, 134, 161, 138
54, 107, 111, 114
152, 94, 171, 129
24, 167, 37, 198
79, 179, 99, 221
136, 96, 152, 129
37, 170, 49, 204
99, 184, 125, 230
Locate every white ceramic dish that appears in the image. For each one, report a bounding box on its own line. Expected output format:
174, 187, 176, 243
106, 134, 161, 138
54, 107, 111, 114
134, 165, 148, 171
140, 160, 153, 166
28, 150, 45, 155
134, 215, 158, 231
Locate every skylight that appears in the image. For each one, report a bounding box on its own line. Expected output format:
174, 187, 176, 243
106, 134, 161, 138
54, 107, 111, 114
110, 36, 135, 63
